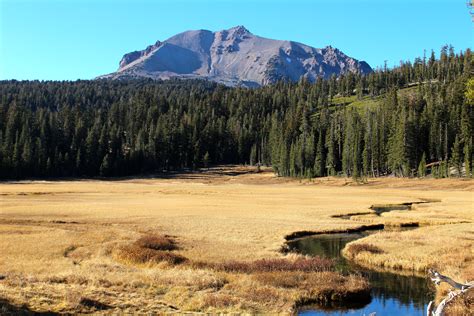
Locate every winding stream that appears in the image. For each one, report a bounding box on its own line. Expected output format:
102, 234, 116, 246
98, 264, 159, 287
287, 232, 435, 315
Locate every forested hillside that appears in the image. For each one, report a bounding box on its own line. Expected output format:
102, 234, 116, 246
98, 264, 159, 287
0, 47, 472, 179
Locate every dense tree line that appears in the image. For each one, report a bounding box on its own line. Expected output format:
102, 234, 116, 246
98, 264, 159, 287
0, 47, 472, 179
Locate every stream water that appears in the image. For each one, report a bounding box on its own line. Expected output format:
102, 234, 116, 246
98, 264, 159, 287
287, 233, 434, 316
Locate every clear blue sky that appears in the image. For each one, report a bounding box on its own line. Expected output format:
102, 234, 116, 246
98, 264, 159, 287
0, 0, 472, 80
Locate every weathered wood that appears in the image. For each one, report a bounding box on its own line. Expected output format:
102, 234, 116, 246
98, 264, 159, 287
426, 269, 473, 316
428, 269, 471, 290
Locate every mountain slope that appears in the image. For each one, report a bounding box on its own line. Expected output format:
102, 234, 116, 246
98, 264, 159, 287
98, 26, 372, 86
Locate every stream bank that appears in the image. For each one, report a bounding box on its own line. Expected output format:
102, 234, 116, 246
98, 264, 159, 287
287, 232, 434, 315
283, 201, 439, 315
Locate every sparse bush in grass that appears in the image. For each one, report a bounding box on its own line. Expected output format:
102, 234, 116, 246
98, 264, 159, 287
134, 234, 177, 251
346, 243, 384, 258
117, 245, 186, 265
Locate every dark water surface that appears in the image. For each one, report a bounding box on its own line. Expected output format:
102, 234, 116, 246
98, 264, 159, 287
287, 233, 434, 316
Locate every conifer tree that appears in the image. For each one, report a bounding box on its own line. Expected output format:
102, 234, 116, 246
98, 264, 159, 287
450, 135, 463, 176
314, 131, 325, 177
418, 152, 427, 177
203, 151, 210, 169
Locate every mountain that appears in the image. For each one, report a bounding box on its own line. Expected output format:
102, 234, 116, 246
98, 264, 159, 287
98, 26, 372, 87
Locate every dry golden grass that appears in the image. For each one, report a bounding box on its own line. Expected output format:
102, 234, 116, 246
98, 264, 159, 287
342, 223, 474, 275
197, 256, 335, 273
0, 165, 472, 313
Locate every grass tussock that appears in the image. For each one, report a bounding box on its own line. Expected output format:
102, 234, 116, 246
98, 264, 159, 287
134, 234, 177, 251
206, 256, 334, 273
116, 234, 186, 265
117, 244, 186, 265
345, 243, 384, 258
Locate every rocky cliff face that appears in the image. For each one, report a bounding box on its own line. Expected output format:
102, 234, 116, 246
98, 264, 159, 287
98, 26, 372, 86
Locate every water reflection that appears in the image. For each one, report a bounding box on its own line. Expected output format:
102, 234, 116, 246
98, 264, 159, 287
287, 233, 434, 316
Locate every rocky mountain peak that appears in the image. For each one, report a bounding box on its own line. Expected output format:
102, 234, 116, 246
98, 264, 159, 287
227, 25, 251, 37
100, 26, 372, 86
